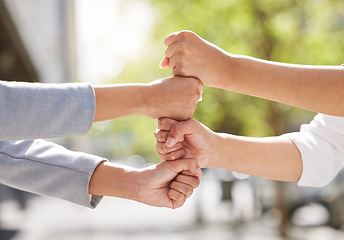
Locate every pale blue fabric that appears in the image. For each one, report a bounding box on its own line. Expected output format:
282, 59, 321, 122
0, 81, 106, 208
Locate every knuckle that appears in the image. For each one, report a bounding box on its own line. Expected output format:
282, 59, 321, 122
155, 143, 162, 152
186, 187, 194, 198
176, 45, 188, 59
169, 153, 177, 160
160, 144, 168, 154
170, 181, 177, 189
178, 31, 188, 41
158, 118, 169, 130
161, 132, 169, 142
192, 178, 200, 188
158, 118, 165, 128
158, 144, 170, 155
178, 30, 193, 40
172, 124, 181, 136
177, 193, 186, 203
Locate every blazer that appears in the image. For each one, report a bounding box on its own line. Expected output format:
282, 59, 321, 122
0, 80, 106, 208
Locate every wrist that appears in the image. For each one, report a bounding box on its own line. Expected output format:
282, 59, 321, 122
206, 132, 225, 168
126, 83, 148, 116
213, 53, 239, 90
140, 83, 153, 117
140, 81, 161, 118
93, 84, 148, 121
89, 162, 140, 201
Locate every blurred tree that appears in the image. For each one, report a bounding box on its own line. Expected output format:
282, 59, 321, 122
92, 0, 344, 236
147, 0, 343, 235
102, 0, 343, 160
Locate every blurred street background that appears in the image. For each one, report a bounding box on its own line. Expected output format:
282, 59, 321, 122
1, 0, 344, 239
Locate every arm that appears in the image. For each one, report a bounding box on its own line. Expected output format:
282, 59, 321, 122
283, 113, 344, 187
156, 115, 344, 186
0, 139, 106, 208
161, 30, 344, 116
89, 158, 203, 209
155, 118, 302, 182
0, 139, 202, 209
0, 77, 202, 140
93, 76, 203, 122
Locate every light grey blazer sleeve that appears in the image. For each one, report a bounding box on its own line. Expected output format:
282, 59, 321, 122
0, 81, 106, 208
0, 139, 106, 208
0, 80, 96, 141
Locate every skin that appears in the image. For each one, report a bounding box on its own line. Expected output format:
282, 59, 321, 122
160, 30, 344, 117
155, 118, 302, 182
89, 159, 203, 209
89, 76, 203, 208
93, 76, 203, 122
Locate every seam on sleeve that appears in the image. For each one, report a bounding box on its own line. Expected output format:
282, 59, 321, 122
0, 151, 92, 176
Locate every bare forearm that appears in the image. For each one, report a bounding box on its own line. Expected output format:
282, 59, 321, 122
93, 84, 147, 122
210, 133, 302, 182
89, 162, 139, 201
224, 55, 344, 116
92, 77, 202, 122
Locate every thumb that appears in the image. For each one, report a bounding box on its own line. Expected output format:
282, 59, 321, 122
159, 56, 169, 68
166, 119, 199, 147
167, 158, 204, 178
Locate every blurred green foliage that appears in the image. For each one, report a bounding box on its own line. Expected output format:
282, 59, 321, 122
93, 0, 344, 162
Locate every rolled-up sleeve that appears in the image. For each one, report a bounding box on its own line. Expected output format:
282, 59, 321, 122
0, 139, 106, 208
0, 81, 96, 141
283, 114, 344, 187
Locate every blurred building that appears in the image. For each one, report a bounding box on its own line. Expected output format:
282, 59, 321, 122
0, 1, 76, 239
0, 0, 76, 84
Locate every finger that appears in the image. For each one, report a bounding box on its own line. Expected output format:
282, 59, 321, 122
165, 119, 199, 147
175, 174, 200, 189
166, 158, 204, 178
158, 118, 179, 131
165, 42, 179, 59
154, 129, 169, 142
164, 32, 179, 46
155, 141, 183, 155
170, 181, 193, 198
168, 55, 177, 70
159, 56, 169, 68
180, 170, 195, 176
157, 149, 185, 161
168, 189, 186, 209
155, 129, 185, 143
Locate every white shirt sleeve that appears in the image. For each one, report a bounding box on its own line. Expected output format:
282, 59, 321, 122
283, 114, 344, 187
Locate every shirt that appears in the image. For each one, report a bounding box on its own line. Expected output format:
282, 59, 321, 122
284, 113, 344, 187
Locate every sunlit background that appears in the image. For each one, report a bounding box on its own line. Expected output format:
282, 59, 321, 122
1, 0, 344, 239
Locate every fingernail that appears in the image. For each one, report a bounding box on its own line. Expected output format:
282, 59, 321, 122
197, 168, 204, 178
166, 137, 176, 147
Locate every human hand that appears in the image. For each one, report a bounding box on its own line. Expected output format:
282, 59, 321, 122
137, 159, 203, 209
160, 30, 231, 89
144, 76, 203, 121
89, 159, 203, 209
154, 118, 216, 168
